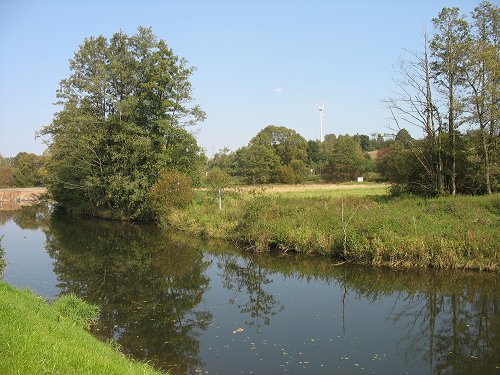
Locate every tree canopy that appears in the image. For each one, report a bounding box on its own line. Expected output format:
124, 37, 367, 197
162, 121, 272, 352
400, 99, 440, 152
40, 27, 205, 219
384, 1, 499, 196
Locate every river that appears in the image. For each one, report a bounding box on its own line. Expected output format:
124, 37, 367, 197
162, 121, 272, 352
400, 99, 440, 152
1, 204, 499, 374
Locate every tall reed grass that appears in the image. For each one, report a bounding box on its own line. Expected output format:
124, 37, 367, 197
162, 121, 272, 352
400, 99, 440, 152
166, 190, 499, 271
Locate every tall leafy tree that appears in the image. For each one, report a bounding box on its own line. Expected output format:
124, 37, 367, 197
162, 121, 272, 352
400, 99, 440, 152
249, 125, 308, 165
233, 144, 280, 184
40, 27, 205, 219
430, 7, 470, 195
464, 1, 499, 194
322, 135, 372, 182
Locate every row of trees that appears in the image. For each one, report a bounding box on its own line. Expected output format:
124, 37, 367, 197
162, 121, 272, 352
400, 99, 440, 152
0, 152, 47, 188
384, 1, 498, 196
33, 3, 498, 220
208, 126, 381, 184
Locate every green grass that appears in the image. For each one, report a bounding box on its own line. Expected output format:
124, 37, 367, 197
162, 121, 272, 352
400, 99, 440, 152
0, 282, 162, 375
166, 186, 500, 272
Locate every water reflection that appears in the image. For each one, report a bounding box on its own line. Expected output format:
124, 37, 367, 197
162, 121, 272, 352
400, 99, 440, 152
0, 206, 499, 374
0, 203, 51, 229
44, 213, 212, 374
248, 256, 500, 374
217, 253, 284, 331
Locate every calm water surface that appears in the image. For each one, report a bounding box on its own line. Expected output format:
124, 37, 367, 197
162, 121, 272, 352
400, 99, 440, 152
1, 205, 499, 374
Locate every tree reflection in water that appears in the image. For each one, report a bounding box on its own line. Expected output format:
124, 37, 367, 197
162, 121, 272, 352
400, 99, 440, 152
253, 256, 500, 374
216, 253, 284, 332
2, 206, 498, 374
44, 212, 212, 374
385, 271, 500, 374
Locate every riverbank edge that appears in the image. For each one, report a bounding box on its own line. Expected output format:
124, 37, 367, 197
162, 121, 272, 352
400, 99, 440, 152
164, 192, 500, 272
0, 281, 161, 375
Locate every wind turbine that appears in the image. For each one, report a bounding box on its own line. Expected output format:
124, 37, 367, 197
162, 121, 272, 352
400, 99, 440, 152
316, 104, 325, 141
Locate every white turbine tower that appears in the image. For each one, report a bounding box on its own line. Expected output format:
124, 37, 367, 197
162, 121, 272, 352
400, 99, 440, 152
316, 104, 325, 141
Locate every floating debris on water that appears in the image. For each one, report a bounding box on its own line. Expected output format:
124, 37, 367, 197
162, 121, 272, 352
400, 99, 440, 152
233, 327, 245, 334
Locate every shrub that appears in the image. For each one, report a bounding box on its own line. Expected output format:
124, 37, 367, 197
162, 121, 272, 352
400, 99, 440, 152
150, 170, 194, 219
276, 165, 296, 184
205, 167, 231, 191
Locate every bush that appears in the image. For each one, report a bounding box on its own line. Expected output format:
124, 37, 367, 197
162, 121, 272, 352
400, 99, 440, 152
364, 172, 384, 182
276, 165, 296, 184
150, 170, 194, 219
205, 167, 231, 191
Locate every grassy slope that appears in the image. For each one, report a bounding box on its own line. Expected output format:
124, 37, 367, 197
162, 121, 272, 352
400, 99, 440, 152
167, 186, 500, 271
0, 282, 161, 375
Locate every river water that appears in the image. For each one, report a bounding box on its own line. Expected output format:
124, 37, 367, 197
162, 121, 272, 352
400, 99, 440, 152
1, 205, 499, 374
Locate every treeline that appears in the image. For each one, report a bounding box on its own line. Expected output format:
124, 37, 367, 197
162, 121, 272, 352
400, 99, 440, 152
207, 125, 390, 184
0, 152, 47, 188
384, 2, 499, 196
34, 2, 498, 220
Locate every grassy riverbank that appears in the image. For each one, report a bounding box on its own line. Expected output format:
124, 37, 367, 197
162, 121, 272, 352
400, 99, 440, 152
0, 282, 161, 375
166, 186, 499, 271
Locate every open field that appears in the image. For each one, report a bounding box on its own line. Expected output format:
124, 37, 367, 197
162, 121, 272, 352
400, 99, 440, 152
230, 182, 388, 197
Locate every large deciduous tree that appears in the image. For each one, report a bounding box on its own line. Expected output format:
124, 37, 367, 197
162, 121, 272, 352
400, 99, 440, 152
322, 134, 372, 182
40, 27, 205, 219
384, 2, 499, 196
430, 7, 470, 195
465, 1, 499, 194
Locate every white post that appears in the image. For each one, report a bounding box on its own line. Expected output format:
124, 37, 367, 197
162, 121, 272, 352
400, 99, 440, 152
316, 104, 325, 142
218, 189, 222, 211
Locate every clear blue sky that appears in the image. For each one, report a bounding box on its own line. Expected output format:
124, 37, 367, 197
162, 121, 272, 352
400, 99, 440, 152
0, 0, 478, 157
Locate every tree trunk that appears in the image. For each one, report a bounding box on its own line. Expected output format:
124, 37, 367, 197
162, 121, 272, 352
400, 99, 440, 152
449, 82, 456, 196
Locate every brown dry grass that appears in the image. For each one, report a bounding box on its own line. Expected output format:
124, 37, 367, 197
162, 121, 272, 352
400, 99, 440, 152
230, 183, 388, 194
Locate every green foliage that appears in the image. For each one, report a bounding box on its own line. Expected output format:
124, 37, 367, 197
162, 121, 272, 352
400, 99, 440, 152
233, 144, 280, 184
323, 134, 373, 182
275, 160, 309, 184
11, 153, 47, 187
231, 125, 310, 184
208, 147, 234, 173
205, 166, 231, 191
249, 125, 308, 164
306, 139, 328, 172
276, 165, 296, 184
52, 294, 98, 329
0, 153, 46, 188
151, 170, 194, 219
40, 27, 205, 219
385, 2, 499, 196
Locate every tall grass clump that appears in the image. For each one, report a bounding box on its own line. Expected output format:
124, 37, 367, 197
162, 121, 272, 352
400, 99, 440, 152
52, 293, 99, 329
